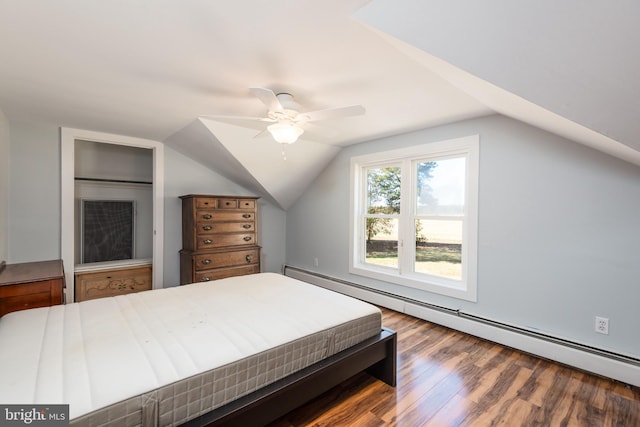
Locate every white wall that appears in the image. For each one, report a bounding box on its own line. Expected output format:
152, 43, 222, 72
286, 114, 640, 359
6, 123, 287, 285
355, 1, 640, 154
0, 110, 9, 262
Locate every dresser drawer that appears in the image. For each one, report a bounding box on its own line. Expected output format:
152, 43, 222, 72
191, 196, 255, 211
194, 265, 260, 282
196, 233, 256, 249
218, 198, 238, 209
195, 198, 218, 209
239, 199, 255, 209
194, 249, 259, 270
196, 221, 255, 234
195, 211, 255, 222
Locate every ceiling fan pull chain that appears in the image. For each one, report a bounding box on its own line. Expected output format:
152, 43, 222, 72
281, 143, 287, 161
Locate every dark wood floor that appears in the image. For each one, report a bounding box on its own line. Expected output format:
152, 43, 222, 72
268, 307, 640, 426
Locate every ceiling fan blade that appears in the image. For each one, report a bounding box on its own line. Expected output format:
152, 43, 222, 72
297, 104, 365, 122
249, 87, 283, 112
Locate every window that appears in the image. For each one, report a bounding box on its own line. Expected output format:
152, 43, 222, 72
350, 135, 479, 301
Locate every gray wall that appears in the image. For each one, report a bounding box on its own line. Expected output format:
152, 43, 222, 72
286, 114, 640, 358
74, 141, 154, 263
0, 110, 8, 261
162, 145, 287, 286
8, 122, 61, 263
75, 140, 153, 182
6, 122, 287, 285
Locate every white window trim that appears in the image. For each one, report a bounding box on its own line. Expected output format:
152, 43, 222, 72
349, 135, 479, 302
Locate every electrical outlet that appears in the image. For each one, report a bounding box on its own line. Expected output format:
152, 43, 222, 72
595, 316, 609, 335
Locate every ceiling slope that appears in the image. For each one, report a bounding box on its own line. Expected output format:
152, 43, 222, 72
354, 0, 640, 165
166, 119, 341, 210
163, 119, 276, 206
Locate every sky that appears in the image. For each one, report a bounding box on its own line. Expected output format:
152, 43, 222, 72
420, 156, 465, 210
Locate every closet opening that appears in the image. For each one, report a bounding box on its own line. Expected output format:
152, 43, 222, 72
61, 128, 164, 302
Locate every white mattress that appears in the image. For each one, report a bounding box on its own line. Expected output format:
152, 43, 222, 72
0, 272, 381, 425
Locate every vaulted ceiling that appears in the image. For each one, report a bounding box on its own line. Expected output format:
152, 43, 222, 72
1, 1, 638, 209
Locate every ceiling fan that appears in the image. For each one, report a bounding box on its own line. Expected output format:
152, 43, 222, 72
201, 87, 365, 144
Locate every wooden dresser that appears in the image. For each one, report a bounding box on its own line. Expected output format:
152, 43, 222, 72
74, 260, 152, 302
0, 259, 65, 317
179, 194, 261, 284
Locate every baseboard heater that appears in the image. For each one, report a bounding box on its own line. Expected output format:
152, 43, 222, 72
283, 265, 640, 387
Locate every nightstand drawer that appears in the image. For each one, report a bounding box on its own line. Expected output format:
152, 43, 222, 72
0, 260, 65, 317
0, 280, 50, 297
0, 290, 52, 315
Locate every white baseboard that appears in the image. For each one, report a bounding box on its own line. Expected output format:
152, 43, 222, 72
285, 267, 640, 388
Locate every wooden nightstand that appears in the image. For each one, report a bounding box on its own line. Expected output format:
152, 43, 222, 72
0, 259, 65, 317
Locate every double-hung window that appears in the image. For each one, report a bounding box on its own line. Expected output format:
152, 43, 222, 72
350, 135, 479, 301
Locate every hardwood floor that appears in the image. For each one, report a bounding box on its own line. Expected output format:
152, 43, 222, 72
268, 308, 640, 426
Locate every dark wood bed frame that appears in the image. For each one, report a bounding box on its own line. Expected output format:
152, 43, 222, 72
182, 327, 397, 427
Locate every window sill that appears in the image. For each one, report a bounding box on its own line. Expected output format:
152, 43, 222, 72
350, 265, 477, 302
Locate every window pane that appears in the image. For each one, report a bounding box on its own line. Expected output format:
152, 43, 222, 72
416, 157, 465, 216
367, 166, 401, 214
415, 219, 462, 280
365, 218, 398, 268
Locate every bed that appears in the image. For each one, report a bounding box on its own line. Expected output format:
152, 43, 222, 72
0, 272, 396, 426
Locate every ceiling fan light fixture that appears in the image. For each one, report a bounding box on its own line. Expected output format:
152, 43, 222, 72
267, 122, 303, 144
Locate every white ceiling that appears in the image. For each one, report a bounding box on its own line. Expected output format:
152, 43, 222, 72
1, 1, 638, 209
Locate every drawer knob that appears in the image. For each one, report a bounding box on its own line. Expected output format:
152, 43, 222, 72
242, 214, 251, 219
202, 225, 213, 231
245, 255, 252, 263
203, 214, 212, 220
200, 277, 211, 282
242, 224, 251, 229
201, 259, 212, 265
243, 236, 252, 242
203, 239, 213, 244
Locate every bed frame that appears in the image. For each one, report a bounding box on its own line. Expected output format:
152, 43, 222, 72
183, 327, 397, 427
